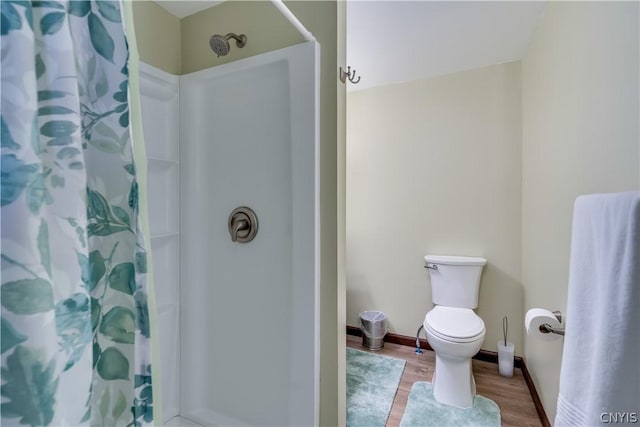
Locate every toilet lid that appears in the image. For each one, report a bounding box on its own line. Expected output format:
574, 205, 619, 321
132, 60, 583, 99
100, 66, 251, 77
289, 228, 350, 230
425, 306, 485, 340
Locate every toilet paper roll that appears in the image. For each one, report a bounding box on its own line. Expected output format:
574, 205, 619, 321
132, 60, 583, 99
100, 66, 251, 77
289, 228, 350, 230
525, 308, 562, 341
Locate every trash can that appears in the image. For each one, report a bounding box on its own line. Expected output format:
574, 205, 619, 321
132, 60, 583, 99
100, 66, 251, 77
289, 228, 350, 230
359, 311, 387, 350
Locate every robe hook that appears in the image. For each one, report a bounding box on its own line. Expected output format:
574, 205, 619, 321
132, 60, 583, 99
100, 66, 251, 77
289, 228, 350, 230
340, 66, 361, 84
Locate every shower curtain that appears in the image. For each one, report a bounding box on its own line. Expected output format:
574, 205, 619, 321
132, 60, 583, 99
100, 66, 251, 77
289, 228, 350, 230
1, 1, 153, 425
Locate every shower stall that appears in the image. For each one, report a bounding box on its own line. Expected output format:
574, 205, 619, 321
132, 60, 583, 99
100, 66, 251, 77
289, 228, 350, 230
139, 40, 320, 425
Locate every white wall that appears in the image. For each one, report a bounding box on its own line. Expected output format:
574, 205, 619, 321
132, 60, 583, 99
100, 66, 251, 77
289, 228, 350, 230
347, 62, 523, 354
522, 1, 639, 421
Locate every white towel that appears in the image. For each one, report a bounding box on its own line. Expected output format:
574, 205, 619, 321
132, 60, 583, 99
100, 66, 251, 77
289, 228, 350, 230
555, 191, 640, 426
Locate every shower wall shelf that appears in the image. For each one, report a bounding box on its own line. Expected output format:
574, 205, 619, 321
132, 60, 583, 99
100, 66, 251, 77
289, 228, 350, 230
139, 62, 181, 423
148, 156, 179, 167
150, 232, 180, 241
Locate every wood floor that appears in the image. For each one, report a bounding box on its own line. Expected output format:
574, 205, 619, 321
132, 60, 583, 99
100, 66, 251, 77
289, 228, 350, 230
347, 335, 542, 427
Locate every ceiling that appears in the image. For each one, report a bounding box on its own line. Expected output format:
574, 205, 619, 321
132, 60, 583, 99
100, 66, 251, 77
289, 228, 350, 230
154, 1, 547, 91
347, 1, 547, 91
155, 0, 223, 18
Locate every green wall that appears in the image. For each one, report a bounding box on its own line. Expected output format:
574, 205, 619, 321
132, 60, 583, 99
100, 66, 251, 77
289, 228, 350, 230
131, 1, 181, 74
346, 62, 524, 356
522, 1, 639, 420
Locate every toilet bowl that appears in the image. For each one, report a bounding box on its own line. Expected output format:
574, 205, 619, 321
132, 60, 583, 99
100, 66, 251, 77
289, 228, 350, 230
423, 255, 487, 408
424, 306, 485, 408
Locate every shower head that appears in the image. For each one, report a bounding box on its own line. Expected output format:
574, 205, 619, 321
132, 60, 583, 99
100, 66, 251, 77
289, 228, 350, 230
209, 35, 229, 57
209, 33, 247, 57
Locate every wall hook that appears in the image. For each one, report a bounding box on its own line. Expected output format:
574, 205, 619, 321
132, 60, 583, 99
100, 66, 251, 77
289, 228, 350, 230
339, 66, 361, 84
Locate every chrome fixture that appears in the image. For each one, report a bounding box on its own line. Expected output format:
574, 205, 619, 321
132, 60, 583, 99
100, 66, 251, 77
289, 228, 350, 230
209, 33, 247, 57
539, 310, 565, 336
339, 66, 361, 84
228, 206, 258, 243
424, 264, 438, 271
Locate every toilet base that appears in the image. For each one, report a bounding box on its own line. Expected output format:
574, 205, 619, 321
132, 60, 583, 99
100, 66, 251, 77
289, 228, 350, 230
432, 353, 476, 408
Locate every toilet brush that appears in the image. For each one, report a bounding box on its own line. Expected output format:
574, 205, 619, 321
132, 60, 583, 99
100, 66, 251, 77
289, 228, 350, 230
503, 316, 508, 346
498, 315, 514, 377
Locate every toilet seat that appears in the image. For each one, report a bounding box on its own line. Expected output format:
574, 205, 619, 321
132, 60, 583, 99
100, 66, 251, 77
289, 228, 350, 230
425, 306, 485, 343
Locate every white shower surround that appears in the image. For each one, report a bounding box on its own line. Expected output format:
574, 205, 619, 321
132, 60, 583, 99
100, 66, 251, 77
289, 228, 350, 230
140, 41, 320, 426
139, 62, 181, 423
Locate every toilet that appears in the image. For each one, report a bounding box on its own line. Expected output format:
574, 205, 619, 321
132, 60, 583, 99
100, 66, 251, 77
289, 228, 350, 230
423, 255, 487, 408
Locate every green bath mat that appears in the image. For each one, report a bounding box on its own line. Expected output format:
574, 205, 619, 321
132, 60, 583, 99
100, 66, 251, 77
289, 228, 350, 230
347, 348, 406, 427
399, 382, 500, 427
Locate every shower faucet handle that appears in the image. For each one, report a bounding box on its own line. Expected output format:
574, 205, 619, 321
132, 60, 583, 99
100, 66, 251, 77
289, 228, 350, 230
230, 218, 249, 242
228, 207, 258, 243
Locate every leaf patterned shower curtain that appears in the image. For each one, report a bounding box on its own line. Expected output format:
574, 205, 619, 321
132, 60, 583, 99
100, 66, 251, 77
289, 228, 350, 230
1, 1, 153, 425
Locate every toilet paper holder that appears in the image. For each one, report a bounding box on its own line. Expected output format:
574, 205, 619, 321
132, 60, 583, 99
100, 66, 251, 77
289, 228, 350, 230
539, 311, 565, 336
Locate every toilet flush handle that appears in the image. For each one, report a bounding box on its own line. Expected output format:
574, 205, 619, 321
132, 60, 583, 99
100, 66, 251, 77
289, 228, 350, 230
424, 264, 438, 271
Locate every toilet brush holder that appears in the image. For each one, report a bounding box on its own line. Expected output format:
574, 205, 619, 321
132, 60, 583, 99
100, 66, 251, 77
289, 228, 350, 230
497, 341, 515, 377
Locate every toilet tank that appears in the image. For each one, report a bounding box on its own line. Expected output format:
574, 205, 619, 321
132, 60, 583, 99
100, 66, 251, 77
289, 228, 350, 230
425, 255, 487, 309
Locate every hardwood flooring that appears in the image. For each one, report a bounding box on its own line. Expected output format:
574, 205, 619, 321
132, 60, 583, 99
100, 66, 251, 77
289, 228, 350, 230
347, 335, 542, 427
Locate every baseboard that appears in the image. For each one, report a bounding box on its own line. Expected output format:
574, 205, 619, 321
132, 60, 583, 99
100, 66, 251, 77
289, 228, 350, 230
346, 325, 550, 427
520, 357, 551, 427
347, 325, 432, 351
